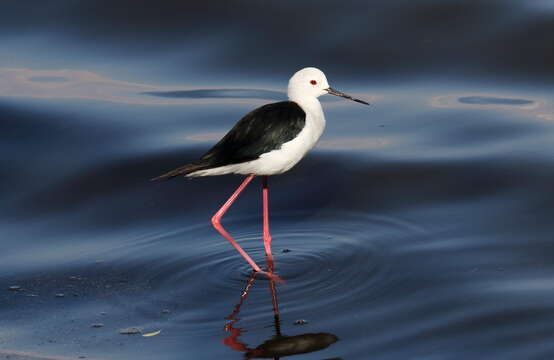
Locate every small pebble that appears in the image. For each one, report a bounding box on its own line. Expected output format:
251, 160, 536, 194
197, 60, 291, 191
119, 327, 142, 335
161, 309, 171, 314
55, 293, 65, 298
100, 312, 107, 316
294, 319, 308, 326
281, 248, 291, 253
91, 323, 104, 328
8, 286, 22, 291
142, 329, 161, 337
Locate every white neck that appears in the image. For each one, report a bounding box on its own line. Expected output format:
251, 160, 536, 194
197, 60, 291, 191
288, 94, 326, 147
288, 94, 323, 116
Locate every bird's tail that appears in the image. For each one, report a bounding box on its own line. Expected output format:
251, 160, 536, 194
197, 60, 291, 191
151, 163, 206, 181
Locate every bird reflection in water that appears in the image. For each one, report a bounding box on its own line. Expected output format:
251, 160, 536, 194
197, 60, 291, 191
223, 262, 339, 359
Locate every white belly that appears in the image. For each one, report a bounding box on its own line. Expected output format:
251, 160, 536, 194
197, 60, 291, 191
189, 103, 325, 177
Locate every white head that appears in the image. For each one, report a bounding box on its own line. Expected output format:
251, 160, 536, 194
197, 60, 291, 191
287, 67, 330, 101
287, 67, 369, 105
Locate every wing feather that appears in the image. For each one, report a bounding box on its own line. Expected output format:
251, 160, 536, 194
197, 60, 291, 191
152, 101, 305, 180
199, 101, 306, 167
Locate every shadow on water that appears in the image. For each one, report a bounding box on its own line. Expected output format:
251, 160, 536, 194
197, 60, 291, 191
458, 96, 535, 106
142, 89, 286, 101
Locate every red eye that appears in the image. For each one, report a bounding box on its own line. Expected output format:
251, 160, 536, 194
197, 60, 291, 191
310, 80, 317, 85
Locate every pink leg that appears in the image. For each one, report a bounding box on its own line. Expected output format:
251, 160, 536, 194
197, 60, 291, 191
211, 175, 262, 272
262, 176, 274, 264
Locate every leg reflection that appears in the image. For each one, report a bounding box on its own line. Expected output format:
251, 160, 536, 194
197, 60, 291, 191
223, 271, 257, 352
222, 265, 339, 359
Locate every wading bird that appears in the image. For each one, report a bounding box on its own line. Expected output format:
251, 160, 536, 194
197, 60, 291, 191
153, 67, 369, 277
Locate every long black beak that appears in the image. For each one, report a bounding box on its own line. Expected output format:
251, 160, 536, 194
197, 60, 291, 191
326, 87, 369, 105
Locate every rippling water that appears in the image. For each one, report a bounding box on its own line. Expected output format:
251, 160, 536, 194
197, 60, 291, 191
2, 2, 554, 360
3, 71, 554, 359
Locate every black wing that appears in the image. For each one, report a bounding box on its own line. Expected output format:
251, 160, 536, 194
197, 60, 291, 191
198, 101, 306, 168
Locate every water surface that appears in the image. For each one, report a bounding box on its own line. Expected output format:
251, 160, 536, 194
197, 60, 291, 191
2, 2, 554, 359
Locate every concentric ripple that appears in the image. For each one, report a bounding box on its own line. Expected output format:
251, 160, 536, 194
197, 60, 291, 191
101, 211, 426, 336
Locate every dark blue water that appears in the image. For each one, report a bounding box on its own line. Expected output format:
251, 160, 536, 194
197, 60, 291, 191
2, 2, 554, 359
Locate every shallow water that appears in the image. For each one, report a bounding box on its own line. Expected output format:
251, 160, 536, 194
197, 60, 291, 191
2, 2, 554, 359
3, 73, 554, 359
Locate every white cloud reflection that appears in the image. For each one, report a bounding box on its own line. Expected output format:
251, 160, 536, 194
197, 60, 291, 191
0, 68, 376, 107
0, 68, 282, 105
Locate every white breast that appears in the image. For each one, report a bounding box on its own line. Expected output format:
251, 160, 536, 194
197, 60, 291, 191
189, 99, 326, 177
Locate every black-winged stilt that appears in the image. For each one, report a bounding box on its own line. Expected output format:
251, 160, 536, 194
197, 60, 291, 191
153, 67, 369, 277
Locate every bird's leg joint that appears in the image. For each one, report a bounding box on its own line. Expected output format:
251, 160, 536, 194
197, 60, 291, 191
211, 214, 222, 227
